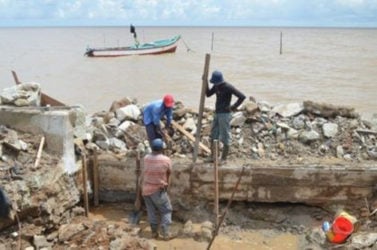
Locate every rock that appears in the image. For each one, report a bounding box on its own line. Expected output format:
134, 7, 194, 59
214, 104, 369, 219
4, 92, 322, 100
0, 82, 41, 106
183, 117, 197, 134
115, 104, 141, 121
108, 97, 133, 112
273, 103, 304, 117
118, 120, 135, 132
182, 220, 194, 237
322, 123, 338, 138
231, 112, 246, 127
242, 100, 258, 114
109, 138, 127, 151
336, 145, 344, 158
58, 223, 86, 242
299, 130, 320, 144
33, 235, 52, 249
258, 101, 272, 113
351, 232, 377, 249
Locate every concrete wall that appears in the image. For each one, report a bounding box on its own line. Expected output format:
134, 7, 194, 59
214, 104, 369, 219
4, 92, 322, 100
95, 154, 377, 206
0, 106, 77, 173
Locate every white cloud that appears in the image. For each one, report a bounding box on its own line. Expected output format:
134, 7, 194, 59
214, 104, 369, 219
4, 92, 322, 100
0, 0, 376, 26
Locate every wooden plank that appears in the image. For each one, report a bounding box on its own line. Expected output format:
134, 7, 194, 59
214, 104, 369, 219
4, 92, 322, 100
172, 121, 210, 154
193, 53, 211, 162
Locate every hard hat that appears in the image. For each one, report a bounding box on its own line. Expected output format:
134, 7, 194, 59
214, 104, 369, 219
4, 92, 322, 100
210, 70, 224, 85
151, 138, 164, 151
163, 94, 174, 108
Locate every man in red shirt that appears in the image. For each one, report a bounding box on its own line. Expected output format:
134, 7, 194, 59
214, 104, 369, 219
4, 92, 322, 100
141, 138, 173, 240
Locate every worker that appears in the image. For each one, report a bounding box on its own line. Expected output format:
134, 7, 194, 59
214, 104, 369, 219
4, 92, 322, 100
143, 94, 175, 144
206, 70, 246, 163
141, 138, 174, 240
0, 188, 10, 219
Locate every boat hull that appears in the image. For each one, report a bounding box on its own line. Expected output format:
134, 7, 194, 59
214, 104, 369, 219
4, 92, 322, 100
85, 35, 180, 57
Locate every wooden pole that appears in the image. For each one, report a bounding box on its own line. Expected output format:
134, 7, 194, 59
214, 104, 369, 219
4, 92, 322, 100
33, 136, 45, 169
92, 149, 99, 207
207, 166, 246, 250
82, 153, 89, 217
193, 53, 211, 162
11, 70, 20, 84
211, 32, 214, 51
280, 31, 283, 55
214, 140, 219, 227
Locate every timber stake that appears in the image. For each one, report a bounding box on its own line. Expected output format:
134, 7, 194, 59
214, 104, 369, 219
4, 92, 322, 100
207, 166, 246, 250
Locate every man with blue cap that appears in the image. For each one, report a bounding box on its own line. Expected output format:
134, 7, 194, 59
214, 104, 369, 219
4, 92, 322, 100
206, 70, 246, 163
140, 138, 174, 240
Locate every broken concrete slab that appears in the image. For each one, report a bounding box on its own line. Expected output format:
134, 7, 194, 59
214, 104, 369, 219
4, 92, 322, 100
0, 105, 79, 173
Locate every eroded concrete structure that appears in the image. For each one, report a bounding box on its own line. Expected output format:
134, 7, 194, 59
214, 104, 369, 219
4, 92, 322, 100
96, 154, 377, 207
0, 105, 77, 173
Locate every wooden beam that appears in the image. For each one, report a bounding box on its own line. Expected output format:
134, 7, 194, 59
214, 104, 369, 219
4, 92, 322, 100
172, 121, 210, 154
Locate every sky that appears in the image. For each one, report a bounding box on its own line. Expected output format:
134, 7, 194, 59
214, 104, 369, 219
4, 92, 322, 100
0, 0, 376, 27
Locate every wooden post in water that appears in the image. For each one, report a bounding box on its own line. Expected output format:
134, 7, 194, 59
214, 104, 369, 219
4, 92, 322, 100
81, 153, 89, 217
280, 31, 283, 55
92, 149, 100, 207
211, 32, 214, 51
214, 140, 219, 227
193, 53, 211, 162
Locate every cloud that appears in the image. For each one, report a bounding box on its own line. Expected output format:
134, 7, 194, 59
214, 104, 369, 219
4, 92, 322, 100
0, 0, 376, 27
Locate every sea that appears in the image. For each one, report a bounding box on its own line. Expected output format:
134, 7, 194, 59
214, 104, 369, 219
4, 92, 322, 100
0, 26, 376, 117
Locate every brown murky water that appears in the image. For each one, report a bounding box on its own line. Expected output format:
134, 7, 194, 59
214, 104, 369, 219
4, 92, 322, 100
89, 203, 300, 250
0, 27, 376, 118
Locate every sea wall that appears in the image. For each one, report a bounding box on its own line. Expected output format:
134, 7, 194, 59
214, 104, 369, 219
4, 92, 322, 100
94, 153, 377, 206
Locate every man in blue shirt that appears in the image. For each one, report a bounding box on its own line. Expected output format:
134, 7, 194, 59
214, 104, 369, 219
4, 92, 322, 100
143, 94, 175, 143
206, 70, 246, 163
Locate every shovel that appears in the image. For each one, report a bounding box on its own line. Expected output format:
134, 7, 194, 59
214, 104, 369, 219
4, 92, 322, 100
129, 151, 143, 224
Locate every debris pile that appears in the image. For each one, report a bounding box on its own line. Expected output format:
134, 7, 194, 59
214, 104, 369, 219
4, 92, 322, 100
82, 97, 377, 163
0, 93, 377, 249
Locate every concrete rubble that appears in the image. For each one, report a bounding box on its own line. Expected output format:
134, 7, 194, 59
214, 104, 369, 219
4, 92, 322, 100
0, 84, 376, 249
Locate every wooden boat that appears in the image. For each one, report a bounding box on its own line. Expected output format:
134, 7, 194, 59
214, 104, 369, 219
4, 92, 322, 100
84, 35, 181, 57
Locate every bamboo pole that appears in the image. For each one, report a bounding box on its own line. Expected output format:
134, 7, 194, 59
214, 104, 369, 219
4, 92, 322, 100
214, 140, 219, 227
207, 166, 246, 250
81, 153, 89, 217
92, 149, 99, 207
193, 53, 211, 162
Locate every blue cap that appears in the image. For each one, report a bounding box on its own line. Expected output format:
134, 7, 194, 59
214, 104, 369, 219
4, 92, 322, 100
151, 138, 164, 151
210, 70, 224, 85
